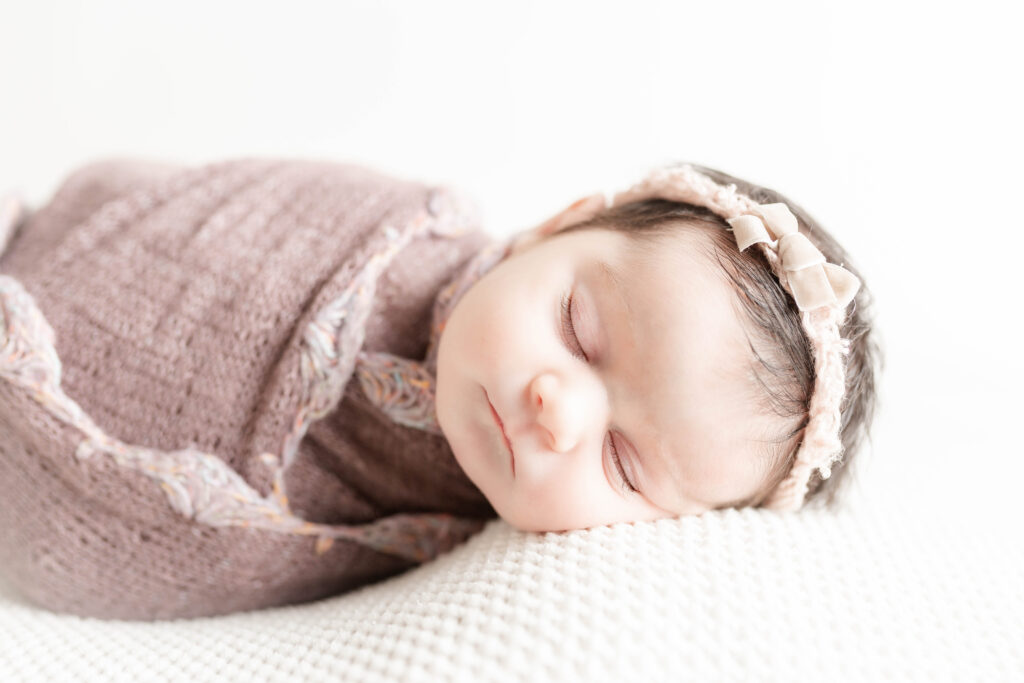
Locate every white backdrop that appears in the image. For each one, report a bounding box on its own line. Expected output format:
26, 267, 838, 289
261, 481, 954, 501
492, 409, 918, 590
2, 0, 1020, 516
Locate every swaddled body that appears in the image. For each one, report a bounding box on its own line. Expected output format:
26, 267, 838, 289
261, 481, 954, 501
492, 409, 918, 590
0, 158, 498, 620
0, 157, 881, 620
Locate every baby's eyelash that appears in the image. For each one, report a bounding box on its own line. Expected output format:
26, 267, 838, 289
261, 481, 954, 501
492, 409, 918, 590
560, 292, 589, 362
609, 434, 639, 494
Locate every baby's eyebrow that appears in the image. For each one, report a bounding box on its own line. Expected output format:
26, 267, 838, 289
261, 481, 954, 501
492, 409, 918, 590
595, 260, 636, 345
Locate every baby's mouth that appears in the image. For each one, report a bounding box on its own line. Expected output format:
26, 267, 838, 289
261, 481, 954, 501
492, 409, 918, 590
485, 389, 515, 475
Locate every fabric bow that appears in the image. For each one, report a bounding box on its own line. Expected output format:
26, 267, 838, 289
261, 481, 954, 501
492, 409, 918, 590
726, 203, 861, 312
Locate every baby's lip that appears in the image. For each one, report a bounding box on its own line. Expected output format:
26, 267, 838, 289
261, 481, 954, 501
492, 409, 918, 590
485, 390, 515, 475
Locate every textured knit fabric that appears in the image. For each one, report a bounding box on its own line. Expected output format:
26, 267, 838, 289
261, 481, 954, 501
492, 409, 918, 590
0, 158, 505, 620
0, 490, 1020, 682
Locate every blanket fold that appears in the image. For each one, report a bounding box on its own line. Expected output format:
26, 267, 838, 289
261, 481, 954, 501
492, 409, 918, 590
0, 158, 501, 619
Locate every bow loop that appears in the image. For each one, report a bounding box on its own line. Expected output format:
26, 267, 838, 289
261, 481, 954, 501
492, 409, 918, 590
823, 262, 861, 309
755, 202, 799, 238
727, 214, 771, 251
787, 266, 837, 311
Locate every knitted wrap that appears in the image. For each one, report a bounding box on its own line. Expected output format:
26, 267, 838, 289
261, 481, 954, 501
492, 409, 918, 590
0, 159, 507, 619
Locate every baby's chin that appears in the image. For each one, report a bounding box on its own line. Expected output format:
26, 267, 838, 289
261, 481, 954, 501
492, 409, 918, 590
497, 513, 615, 534
497, 514, 559, 533
494, 495, 685, 533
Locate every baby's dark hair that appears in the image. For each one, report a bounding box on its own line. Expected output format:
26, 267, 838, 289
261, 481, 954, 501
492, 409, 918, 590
556, 164, 881, 510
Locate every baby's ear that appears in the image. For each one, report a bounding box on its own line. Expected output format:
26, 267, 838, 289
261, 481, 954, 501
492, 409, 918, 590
509, 193, 607, 254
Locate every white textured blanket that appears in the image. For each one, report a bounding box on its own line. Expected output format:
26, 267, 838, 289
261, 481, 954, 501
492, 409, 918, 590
1, 478, 1020, 682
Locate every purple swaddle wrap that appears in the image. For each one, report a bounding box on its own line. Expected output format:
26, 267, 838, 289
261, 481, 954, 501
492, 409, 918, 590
0, 158, 507, 620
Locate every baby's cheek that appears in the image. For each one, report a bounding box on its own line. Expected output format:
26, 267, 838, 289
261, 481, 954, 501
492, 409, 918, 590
507, 467, 599, 532
472, 308, 522, 361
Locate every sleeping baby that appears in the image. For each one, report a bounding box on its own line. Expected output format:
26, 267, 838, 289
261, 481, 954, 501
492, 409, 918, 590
0, 158, 879, 619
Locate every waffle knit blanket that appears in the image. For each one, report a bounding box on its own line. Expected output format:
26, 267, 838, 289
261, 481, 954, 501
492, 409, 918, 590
0, 158, 504, 620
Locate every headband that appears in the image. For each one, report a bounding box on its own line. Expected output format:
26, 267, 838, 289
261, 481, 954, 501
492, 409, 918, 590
565, 164, 861, 511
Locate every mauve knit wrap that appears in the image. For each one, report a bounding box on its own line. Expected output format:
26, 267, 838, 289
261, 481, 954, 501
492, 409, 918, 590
0, 158, 497, 620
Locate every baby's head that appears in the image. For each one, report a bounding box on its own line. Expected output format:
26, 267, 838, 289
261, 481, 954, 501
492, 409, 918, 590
435, 163, 880, 532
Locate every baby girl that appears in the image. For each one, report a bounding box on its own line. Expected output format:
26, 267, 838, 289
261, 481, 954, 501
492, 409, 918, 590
437, 163, 878, 531
0, 159, 878, 619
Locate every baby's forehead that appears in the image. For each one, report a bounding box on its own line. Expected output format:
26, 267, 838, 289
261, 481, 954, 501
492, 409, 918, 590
597, 227, 754, 393
616, 221, 728, 271
609, 227, 740, 310
536, 222, 755, 384
627, 227, 773, 390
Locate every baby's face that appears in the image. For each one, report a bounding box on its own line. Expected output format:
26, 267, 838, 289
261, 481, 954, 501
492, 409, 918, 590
435, 225, 773, 532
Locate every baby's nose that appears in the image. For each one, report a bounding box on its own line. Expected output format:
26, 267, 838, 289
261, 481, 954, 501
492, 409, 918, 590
529, 373, 586, 453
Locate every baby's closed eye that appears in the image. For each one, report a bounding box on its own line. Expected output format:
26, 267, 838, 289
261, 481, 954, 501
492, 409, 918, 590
560, 290, 589, 363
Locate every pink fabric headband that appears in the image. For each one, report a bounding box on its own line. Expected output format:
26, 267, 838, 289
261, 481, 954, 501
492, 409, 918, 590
556, 164, 861, 511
